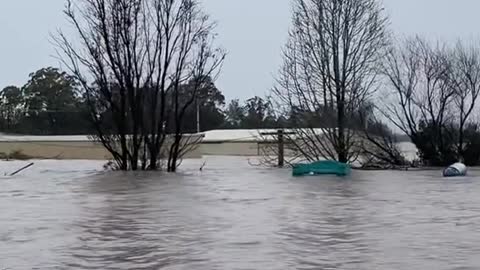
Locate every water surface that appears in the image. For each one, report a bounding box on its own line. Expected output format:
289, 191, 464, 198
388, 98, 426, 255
1, 157, 480, 269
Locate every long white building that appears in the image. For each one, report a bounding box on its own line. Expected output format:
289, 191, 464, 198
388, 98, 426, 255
0, 129, 418, 160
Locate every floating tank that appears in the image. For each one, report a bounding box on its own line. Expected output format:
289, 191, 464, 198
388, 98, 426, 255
443, 162, 467, 177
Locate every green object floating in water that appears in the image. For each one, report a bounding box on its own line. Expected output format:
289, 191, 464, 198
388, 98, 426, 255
292, 161, 351, 177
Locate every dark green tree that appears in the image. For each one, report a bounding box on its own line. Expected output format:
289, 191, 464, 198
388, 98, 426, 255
243, 96, 277, 128
177, 76, 226, 132
20, 67, 89, 135
224, 99, 245, 128
0, 86, 24, 131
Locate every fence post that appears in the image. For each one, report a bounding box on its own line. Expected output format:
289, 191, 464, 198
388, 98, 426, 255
278, 129, 284, 168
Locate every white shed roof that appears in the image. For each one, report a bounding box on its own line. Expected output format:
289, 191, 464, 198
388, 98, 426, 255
202, 129, 327, 143
203, 129, 269, 142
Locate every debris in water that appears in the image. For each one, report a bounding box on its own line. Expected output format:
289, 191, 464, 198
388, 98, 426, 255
200, 161, 207, 171
10, 162, 35, 176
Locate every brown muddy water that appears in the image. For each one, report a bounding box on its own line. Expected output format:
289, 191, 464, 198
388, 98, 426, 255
1, 157, 480, 269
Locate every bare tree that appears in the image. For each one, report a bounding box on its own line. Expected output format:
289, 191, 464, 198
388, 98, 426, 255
382, 37, 480, 164
272, 0, 389, 163
381, 37, 456, 163
449, 41, 480, 159
54, 0, 225, 171
358, 111, 407, 168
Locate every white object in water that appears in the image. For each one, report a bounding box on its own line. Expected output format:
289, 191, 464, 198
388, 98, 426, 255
443, 162, 467, 177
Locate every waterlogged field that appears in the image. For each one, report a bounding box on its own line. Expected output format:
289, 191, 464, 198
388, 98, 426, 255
1, 157, 480, 269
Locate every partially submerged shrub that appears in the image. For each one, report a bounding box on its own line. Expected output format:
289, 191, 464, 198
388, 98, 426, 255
8, 150, 32, 161
413, 122, 480, 166
103, 160, 119, 171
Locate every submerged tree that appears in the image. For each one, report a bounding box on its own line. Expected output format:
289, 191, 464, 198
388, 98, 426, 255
382, 37, 480, 165
356, 103, 407, 167
54, 0, 225, 171
382, 37, 453, 146
449, 41, 480, 159
272, 0, 389, 163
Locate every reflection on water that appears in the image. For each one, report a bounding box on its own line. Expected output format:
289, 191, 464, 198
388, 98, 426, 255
2, 158, 480, 269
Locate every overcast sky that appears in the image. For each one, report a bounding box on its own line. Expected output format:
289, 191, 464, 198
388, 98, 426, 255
0, 0, 479, 100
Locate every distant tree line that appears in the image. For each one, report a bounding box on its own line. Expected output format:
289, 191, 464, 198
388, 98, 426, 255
1, 67, 388, 136
0, 67, 259, 135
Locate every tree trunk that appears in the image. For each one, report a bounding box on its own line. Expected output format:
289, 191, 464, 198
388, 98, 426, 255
337, 99, 348, 163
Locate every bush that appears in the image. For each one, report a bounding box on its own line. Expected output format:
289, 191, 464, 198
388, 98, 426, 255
412, 122, 457, 166
7, 150, 32, 161
462, 125, 480, 166
413, 122, 480, 166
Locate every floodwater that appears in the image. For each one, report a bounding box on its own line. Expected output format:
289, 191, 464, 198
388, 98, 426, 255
2, 157, 480, 269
